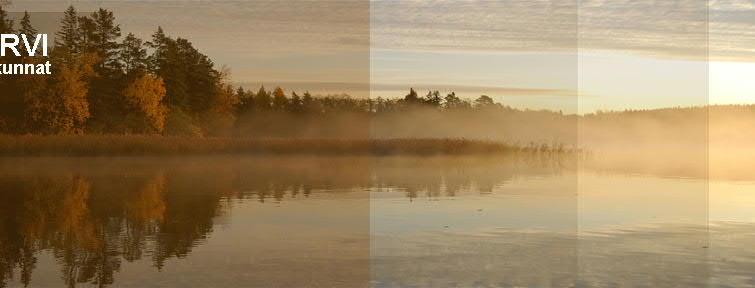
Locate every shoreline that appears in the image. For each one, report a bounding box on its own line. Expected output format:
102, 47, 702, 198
0, 135, 572, 157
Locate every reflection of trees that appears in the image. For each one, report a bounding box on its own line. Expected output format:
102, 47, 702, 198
0, 170, 226, 288
0, 155, 570, 287
369, 156, 571, 199
231, 155, 570, 201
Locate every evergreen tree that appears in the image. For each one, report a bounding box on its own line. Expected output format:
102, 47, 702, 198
254, 86, 271, 111
90, 8, 122, 71
302, 91, 316, 113
55, 6, 80, 54
148, 27, 188, 109
120, 33, 148, 75
237, 87, 255, 114
77, 15, 96, 52
147, 26, 169, 71
176, 37, 218, 113
19, 11, 36, 36
149, 31, 220, 115
289, 92, 303, 113
81, 9, 126, 132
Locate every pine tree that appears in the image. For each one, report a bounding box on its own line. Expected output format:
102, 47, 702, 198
289, 92, 303, 113
77, 15, 96, 52
90, 8, 122, 71
55, 6, 80, 54
148, 27, 188, 109
237, 87, 255, 114
19, 11, 36, 35
120, 33, 148, 75
254, 86, 271, 111
176, 38, 218, 113
302, 91, 316, 113
147, 26, 169, 71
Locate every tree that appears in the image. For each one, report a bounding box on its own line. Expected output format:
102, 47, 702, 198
89, 8, 122, 71
176, 37, 219, 114
146, 27, 168, 71
0, 5, 18, 132
122, 74, 167, 133
444, 92, 463, 109
302, 91, 317, 113
236, 87, 255, 114
474, 95, 497, 109
254, 86, 271, 111
77, 15, 96, 52
120, 33, 148, 75
272, 87, 288, 111
19, 11, 36, 36
201, 79, 238, 136
0, 4, 13, 34
26, 54, 97, 134
55, 6, 80, 55
424, 90, 442, 107
81, 9, 126, 132
404, 88, 420, 104
289, 92, 303, 113
148, 27, 188, 109
147, 28, 220, 116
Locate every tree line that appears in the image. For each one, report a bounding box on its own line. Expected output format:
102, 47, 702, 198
0, 5, 506, 137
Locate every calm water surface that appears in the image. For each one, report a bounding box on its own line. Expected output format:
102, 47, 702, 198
0, 156, 753, 287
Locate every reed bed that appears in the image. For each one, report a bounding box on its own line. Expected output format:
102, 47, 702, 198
0, 135, 572, 157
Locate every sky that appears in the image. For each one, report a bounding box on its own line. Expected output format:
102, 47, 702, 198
5, 0, 755, 113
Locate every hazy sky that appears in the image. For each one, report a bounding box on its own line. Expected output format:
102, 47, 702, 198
6, 0, 755, 113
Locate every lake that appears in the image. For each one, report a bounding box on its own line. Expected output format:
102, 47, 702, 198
0, 155, 753, 287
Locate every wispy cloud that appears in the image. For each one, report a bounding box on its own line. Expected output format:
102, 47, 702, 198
371, 0, 755, 62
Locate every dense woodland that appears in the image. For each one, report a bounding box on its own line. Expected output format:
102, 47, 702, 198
0, 5, 510, 137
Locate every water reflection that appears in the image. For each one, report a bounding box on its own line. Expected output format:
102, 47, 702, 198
0, 155, 753, 287
0, 168, 224, 287
0, 155, 567, 287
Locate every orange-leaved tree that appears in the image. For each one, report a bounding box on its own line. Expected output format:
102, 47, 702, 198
122, 74, 168, 133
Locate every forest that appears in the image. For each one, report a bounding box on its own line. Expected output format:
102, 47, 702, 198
0, 5, 508, 138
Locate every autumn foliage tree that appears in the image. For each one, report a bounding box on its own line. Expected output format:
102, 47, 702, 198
25, 54, 98, 134
122, 74, 167, 133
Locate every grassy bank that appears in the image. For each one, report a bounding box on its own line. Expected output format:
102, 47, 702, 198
0, 135, 571, 157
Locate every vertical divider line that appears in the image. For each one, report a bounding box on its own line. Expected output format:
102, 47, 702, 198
575, 0, 581, 285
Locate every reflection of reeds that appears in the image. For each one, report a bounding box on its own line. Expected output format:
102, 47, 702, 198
0, 135, 576, 156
